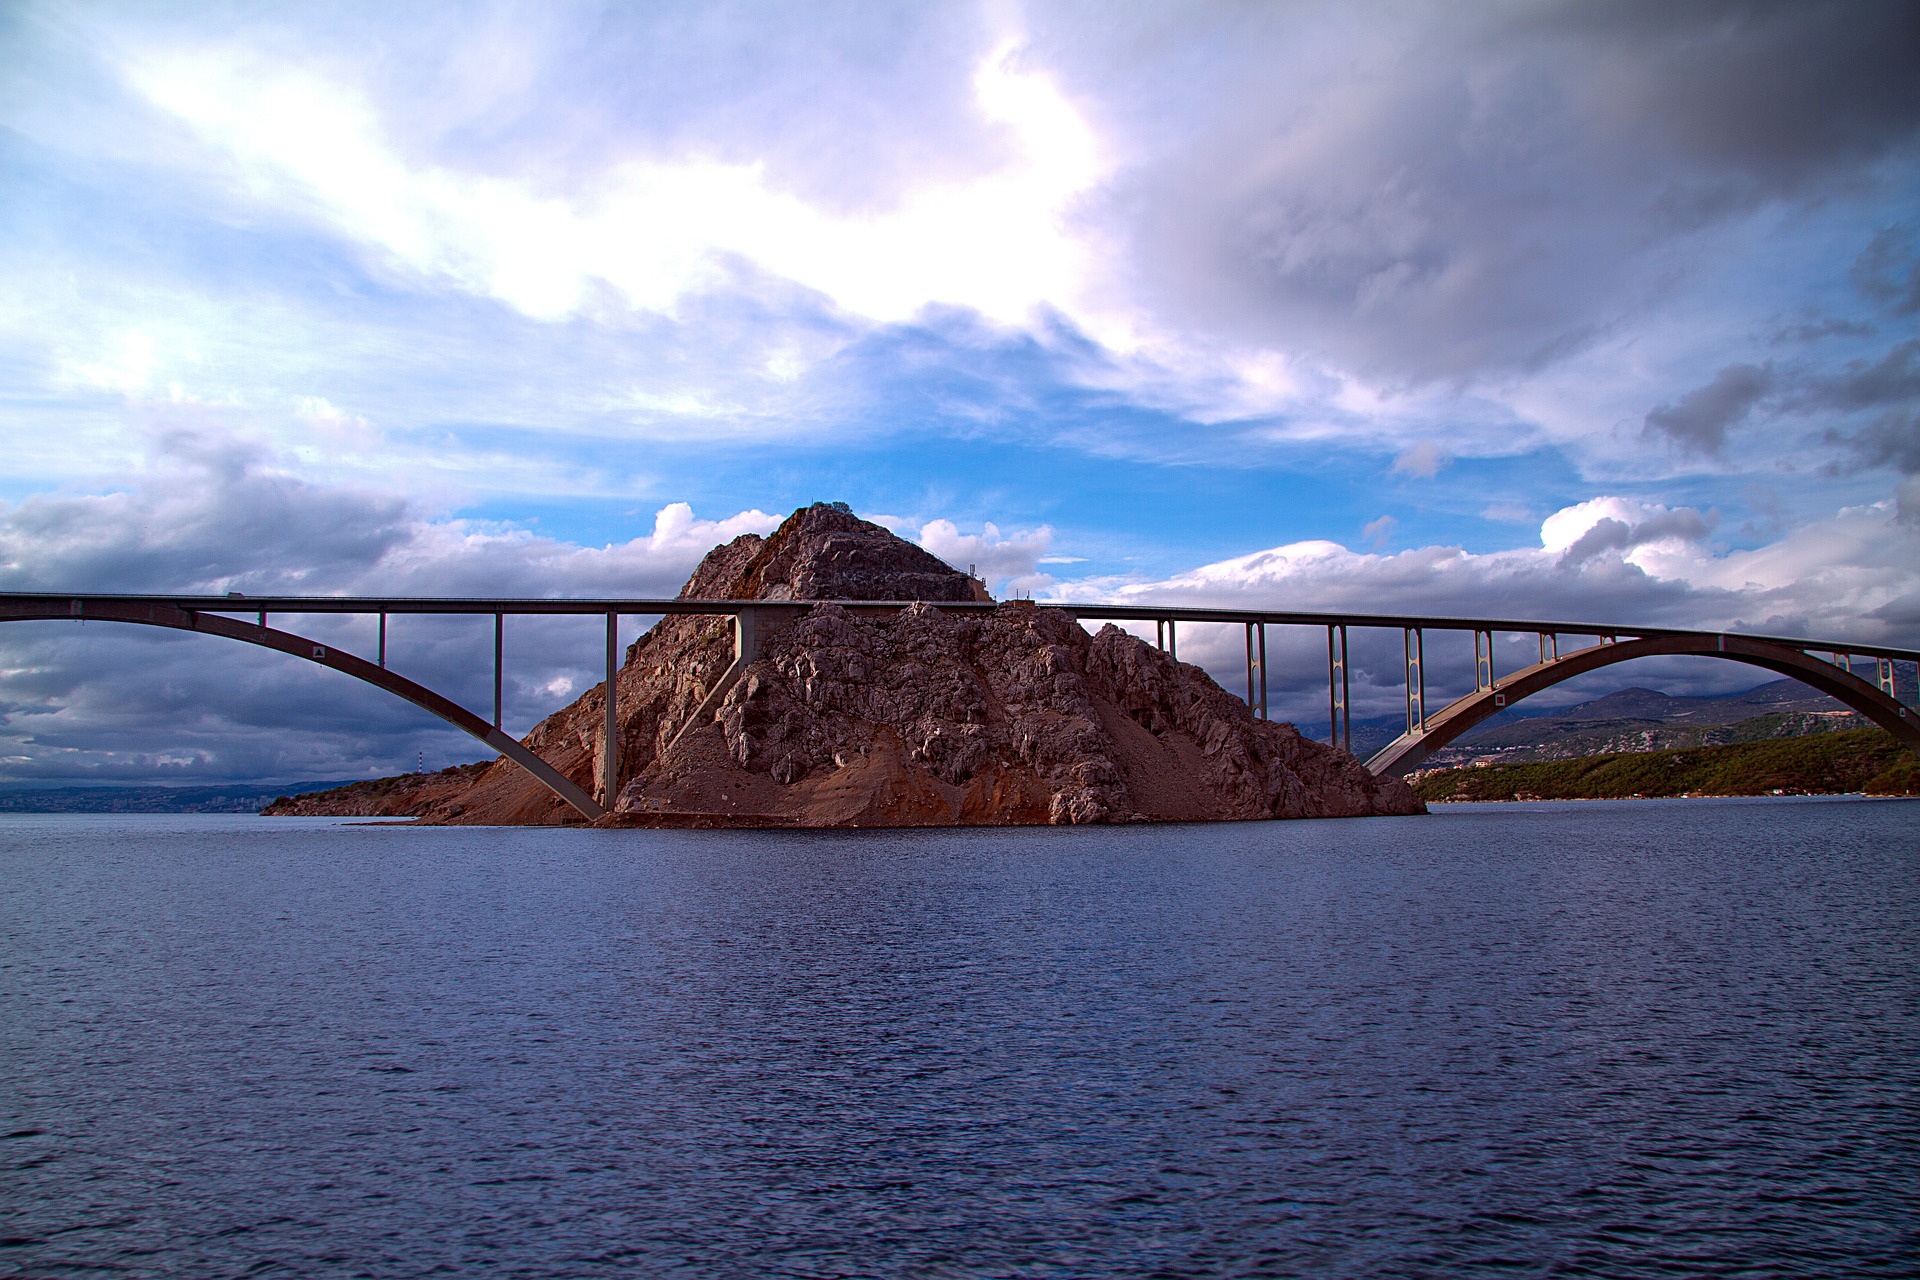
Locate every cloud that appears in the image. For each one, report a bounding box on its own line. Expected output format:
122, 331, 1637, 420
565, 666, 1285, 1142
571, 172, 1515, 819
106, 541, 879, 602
1644, 363, 1773, 455
1101, 0, 1920, 383
1540, 496, 1714, 566
1832, 411, 1920, 476
4, 0, 1916, 497
1361, 515, 1397, 548
1899, 476, 1920, 525
0, 445, 778, 783
1810, 341, 1920, 477
1047, 492, 1920, 725
123, 36, 1105, 331
1854, 221, 1920, 315
915, 517, 1055, 594
1391, 440, 1450, 478
1811, 339, 1920, 410
1480, 502, 1535, 523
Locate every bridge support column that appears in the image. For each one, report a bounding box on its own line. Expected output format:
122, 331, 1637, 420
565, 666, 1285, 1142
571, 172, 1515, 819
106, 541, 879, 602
1245, 623, 1270, 720
378, 613, 386, 669
603, 612, 619, 807
1404, 627, 1425, 735
1251, 625, 1267, 725
493, 613, 504, 729
1880, 657, 1899, 701
1475, 629, 1494, 691
1327, 624, 1349, 746
1246, 623, 1257, 716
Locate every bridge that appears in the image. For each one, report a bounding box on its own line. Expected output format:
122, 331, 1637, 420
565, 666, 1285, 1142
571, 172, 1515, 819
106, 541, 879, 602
4, 591, 1916, 821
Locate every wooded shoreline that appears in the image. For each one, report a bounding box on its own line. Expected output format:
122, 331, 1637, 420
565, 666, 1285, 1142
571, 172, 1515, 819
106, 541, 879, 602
1413, 728, 1918, 803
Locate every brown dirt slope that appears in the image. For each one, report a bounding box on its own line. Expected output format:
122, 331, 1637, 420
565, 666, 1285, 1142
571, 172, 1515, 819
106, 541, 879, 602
260, 763, 489, 817
276, 503, 1422, 826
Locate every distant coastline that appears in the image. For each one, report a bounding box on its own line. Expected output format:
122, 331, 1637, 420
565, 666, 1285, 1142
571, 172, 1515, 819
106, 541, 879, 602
0, 781, 357, 815
1412, 728, 1917, 803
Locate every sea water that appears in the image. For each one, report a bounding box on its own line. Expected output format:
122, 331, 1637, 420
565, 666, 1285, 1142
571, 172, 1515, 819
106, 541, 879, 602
2, 798, 1915, 1277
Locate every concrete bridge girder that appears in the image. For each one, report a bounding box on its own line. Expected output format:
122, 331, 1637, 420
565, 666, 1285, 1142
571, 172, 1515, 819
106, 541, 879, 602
1364, 633, 1920, 777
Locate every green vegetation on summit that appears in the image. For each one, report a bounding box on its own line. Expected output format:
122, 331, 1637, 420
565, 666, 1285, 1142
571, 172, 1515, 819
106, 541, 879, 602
1414, 729, 1918, 802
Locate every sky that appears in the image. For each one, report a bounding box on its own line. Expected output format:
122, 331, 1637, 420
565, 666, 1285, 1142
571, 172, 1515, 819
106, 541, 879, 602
2, 0, 1918, 785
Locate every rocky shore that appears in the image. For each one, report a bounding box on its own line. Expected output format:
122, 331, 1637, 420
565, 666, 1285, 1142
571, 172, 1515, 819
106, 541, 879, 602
270, 504, 1422, 826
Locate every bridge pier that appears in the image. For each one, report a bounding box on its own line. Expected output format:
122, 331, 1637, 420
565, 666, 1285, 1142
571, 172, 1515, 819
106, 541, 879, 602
1326, 624, 1349, 748
493, 613, 504, 729
603, 612, 619, 806
1404, 627, 1426, 735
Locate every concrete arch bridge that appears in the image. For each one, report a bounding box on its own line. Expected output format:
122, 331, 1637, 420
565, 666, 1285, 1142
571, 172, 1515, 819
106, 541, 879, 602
4, 592, 1916, 821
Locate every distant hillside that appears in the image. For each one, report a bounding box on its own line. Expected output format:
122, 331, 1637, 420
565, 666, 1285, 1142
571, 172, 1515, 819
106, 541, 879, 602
1412, 679, 1866, 768
1412, 728, 1918, 802
0, 781, 357, 814
260, 763, 490, 818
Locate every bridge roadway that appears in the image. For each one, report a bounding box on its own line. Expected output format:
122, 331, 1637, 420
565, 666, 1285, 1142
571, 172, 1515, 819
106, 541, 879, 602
5, 591, 1917, 821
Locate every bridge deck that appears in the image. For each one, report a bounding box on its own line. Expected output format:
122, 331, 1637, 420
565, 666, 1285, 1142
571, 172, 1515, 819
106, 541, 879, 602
5, 592, 1916, 662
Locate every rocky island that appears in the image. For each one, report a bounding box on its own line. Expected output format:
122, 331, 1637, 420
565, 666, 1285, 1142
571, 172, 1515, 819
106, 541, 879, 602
267, 504, 1421, 826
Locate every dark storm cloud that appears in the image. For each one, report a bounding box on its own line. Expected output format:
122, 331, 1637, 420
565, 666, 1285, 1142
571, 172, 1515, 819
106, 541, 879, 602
1817, 340, 1920, 411
1644, 364, 1773, 455
1804, 342, 1920, 476
0, 440, 775, 783
1832, 412, 1920, 477
1534, 0, 1920, 183
1853, 221, 1920, 315
1094, 0, 1920, 381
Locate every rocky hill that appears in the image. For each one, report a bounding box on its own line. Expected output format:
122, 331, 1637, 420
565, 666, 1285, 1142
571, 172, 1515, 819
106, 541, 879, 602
275, 504, 1421, 826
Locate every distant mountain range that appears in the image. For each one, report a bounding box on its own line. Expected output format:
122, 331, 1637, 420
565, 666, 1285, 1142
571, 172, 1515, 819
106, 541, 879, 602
1405, 679, 1864, 770
0, 781, 356, 814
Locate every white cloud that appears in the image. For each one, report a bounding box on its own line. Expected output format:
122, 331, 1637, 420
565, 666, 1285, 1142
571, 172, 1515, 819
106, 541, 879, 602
125, 37, 1106, 331
1391, 440, 1451, 478
915, 517, 1055, 595
1059, 495, 1917, 651
1043, 493, 1920, 723
1539, 497, 1714, 568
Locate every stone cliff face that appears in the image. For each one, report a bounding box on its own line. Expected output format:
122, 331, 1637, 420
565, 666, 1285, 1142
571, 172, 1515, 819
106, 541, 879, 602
342, 503, 1421, 826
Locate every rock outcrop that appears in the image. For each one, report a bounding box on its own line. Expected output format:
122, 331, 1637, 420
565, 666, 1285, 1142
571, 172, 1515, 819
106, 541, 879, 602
283, 503, 1421, 825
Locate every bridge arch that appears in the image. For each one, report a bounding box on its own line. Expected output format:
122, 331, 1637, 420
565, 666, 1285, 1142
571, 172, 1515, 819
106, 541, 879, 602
1367, 633, 1920, 777
0, 599, 605, 820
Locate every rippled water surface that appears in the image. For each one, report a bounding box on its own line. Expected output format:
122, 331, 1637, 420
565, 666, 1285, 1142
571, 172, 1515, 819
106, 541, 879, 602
3, 799, 1917, 1277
